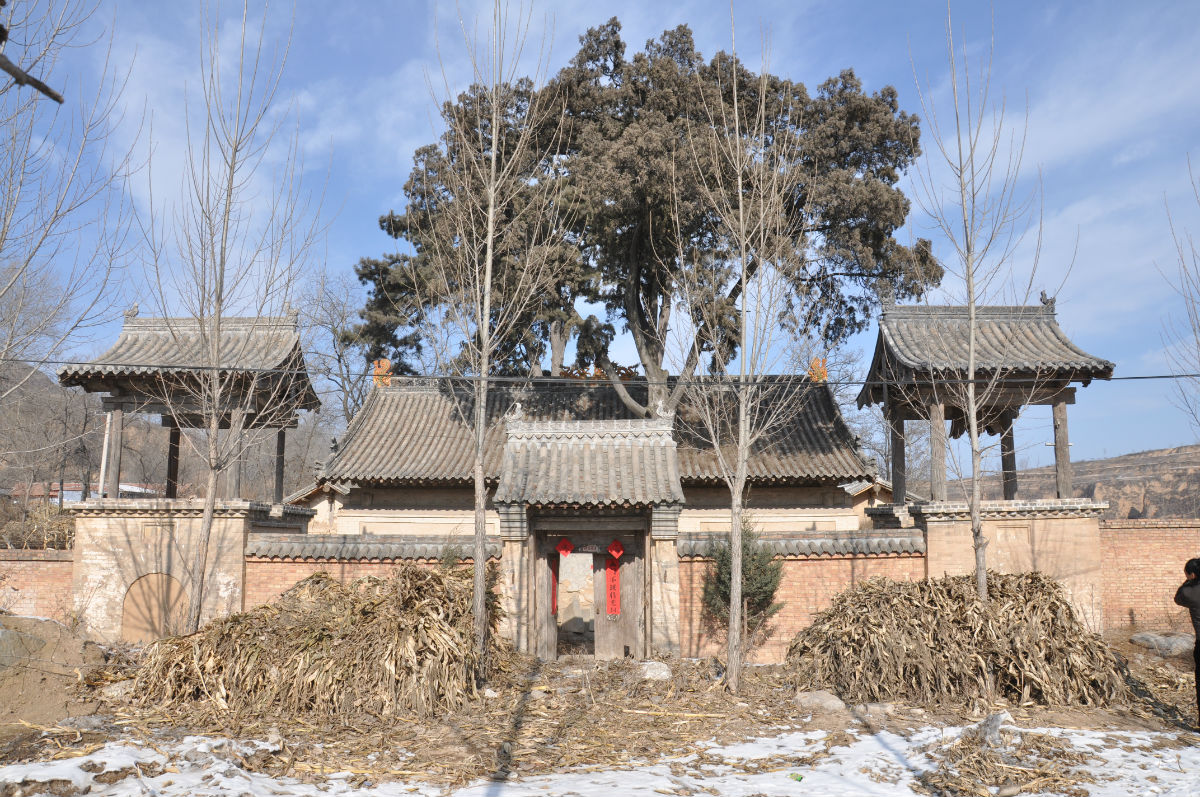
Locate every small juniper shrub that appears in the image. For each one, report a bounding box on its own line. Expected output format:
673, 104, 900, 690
701, 516, 784, 652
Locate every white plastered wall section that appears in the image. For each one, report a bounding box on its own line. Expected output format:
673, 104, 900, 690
678, 486, 863, 534
320, 486, 500, 536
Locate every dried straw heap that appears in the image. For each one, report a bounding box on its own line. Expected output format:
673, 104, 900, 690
786, 572, 1130, 707
136, 567, 499, 720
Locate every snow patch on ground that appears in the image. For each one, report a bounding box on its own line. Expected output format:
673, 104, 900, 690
1, 725, 1198, 796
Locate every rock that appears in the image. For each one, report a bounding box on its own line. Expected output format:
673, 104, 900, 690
975, 710, 1013, 747
483, 687, 499, 699
529, 688, 549, 700
1130, 631, 1195, 658
639, 661, 672, 681
0, 626, 41, 670
793, 689, 847, 713
851, 702, 894, 722
61, 714, 110, 731
81, 641, 107, 666
99, 679, 134, 702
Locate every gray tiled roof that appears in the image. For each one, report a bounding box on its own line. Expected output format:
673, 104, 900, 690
58, 314, 319, 409
676, 531, 925, 557
245, 533, 501, 560
321, 379, 873, 488
857, 304, 1114, 407
494, 418, 685, 506
839, 478, 925, 503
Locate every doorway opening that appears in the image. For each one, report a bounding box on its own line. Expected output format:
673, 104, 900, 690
539, 530, 645, 661
554, 548, 595, 657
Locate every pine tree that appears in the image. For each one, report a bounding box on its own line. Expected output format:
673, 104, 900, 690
701, 518, 783, 650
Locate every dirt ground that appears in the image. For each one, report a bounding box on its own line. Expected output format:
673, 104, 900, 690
0, 615, 104, 755
0, 625, 1195, 789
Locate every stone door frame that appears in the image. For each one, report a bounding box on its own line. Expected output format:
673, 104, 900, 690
530, 512, 650, 661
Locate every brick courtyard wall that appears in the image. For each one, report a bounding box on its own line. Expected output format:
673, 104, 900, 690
678, 553, 925, 663
1100, 519, 1200, 631
242, 557, 500, 608
0, 549, 74, 619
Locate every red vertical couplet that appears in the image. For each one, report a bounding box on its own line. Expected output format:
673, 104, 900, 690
605, 539, 624, 616
605, 557, 620, 615
551, 538, 572, 616
550, 555, 559, 615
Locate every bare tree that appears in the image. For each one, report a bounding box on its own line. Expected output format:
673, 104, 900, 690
1164, 158, 1200, 433
0, 0, 63, 102
141, 1, 323, 632
0, 0, 134, 414
300, 270, 372, 428
671, 14, 819, 692
393, 0, 568, 658
909, 9, 1040, 601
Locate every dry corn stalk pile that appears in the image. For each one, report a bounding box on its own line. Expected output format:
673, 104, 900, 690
786, 572, 1130, 707
916, 718, 1097, 797
119, 656, 814, 785
135, 567, 498, 720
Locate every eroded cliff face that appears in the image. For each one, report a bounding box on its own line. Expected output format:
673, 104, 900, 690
959, 444, 1200, 519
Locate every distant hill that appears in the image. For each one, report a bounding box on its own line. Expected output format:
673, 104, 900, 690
962, 444, 1200, 519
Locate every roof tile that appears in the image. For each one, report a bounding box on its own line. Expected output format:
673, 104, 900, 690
323, 379, 872, 487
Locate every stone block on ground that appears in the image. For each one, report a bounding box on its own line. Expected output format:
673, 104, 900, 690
1130, 631, 1195, 658
639, 660, 672, 681
0, 626, 41, 670
851, 702, 894, 722
794, 689, 847, 713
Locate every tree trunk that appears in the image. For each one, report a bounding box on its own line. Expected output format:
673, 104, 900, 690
186, 465, 221, 632
472, 26, 501, 666
549, 319, 566, 376
965, 252, 988, 601
472, 374, 489, 662
727, 482, 745, 692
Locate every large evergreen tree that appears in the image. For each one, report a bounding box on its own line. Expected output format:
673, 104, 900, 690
354, 19, 940, 396
560, 20, 939, 415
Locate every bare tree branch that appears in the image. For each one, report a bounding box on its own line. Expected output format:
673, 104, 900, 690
140, 0, 324, 632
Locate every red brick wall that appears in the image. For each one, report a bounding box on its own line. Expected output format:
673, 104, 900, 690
1100, 519, 1200, 631
0, 549, 74, 619
243, 558, 476, 608
679, 554, 925, 663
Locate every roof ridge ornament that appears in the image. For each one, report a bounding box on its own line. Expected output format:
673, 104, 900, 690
124, 303, 139, 320
879, 282, 896, 307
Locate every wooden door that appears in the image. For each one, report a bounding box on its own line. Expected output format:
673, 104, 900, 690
534, 538, 558, 660
592, 534, 644, 660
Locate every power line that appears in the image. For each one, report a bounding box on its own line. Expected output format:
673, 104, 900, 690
11, 354, 1200, 388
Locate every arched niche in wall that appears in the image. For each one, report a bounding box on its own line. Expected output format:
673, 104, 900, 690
121, 572, 187, 643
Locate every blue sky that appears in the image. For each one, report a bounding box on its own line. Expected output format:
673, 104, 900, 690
50, 0, 1200, 467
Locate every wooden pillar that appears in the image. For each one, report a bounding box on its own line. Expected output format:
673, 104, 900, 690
230, 436, 243, 499
929, 401, 947, 501
889, 408, 907, 504
1053, 400, 1072, 498
273, 428, 286, 503
226, 409, 245, 500
104, 408, 124, 498
1000, 411, 1018, 500
165, 426, 180, 499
